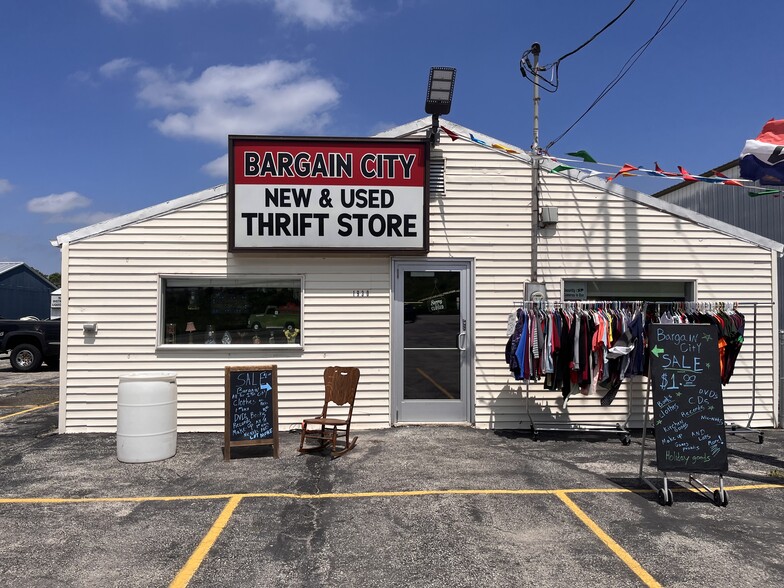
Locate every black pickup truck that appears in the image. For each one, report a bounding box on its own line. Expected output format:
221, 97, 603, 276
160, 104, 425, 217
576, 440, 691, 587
0, 317, 60, 372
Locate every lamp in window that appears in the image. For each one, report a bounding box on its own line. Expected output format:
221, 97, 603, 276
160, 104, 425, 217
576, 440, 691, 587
425, 66, 456, 146
185, 321, 196, 343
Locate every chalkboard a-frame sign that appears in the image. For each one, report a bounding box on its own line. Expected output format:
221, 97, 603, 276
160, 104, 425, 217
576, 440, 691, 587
648, 323, 728, 473
224, 365, 279, 460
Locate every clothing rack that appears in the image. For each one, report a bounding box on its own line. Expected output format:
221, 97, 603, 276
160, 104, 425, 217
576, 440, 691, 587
511, 300, 644, 444
510, 299, 773, 444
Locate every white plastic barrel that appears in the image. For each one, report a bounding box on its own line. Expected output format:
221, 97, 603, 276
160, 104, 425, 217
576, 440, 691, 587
116, 372, 178, 463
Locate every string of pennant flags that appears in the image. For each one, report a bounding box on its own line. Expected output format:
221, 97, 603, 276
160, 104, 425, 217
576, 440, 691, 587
439, 125, 782, 198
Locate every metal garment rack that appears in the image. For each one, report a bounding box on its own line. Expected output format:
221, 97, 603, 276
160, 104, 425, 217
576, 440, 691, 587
514, 299, 773, 444
514, 300, 640, 445
725, 301, 770, 445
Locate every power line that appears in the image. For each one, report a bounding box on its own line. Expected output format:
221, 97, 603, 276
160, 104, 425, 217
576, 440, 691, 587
545, 0, 689, 151
555, 0, 637, 64
520, 0, 637, 94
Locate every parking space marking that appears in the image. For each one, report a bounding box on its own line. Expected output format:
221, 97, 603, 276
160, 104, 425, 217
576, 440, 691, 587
0, 483, 781, 505
170, 495, 243, 588
556, 490, 662, 588
0, 401, 58, 421
2, 484, 782, 587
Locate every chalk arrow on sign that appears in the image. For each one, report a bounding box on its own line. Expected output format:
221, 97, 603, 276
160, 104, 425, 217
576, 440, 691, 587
259, 383, 272, 393
650, 345, 664, 358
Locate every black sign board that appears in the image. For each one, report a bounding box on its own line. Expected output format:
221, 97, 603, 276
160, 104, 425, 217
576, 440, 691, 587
224, 365, 279, 459
648, 324, 727, 473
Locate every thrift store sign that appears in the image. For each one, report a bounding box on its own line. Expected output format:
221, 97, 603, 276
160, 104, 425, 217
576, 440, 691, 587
229, 136, 429, 252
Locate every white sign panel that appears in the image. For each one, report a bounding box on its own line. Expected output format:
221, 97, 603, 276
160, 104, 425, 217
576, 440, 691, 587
229, 137, 429, 252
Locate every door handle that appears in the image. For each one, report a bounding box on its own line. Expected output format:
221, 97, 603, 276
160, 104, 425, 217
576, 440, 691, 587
457, 331, 467, 351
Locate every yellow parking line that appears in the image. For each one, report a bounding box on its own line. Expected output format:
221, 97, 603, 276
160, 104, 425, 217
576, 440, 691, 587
556, 490, 662, 588
169, 495, 243, 588
0, 401, 58, 421
0, 483, 781, 505
415, 368, 455, 399
2, 485, 781, 587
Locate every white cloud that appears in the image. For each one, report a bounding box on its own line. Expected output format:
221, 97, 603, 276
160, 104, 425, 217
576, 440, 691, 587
27, 192, 92, 214
99, 57, 141, 78
97, 0, 358, 28
97, 0, 185, 21
0, 179, 13, 194
270, 0, 358, 29
136, 60, 340, 143
202, 154, 228, 178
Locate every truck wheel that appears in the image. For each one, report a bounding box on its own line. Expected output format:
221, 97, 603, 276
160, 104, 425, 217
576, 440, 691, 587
251, 322, 262, 331
10, 344, 43, 372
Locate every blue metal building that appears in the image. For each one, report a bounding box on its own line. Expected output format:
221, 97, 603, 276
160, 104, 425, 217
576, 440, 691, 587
0, 262, 56, 319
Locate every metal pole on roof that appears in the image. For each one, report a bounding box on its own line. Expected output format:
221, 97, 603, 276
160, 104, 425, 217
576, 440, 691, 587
530, 42, 541, 283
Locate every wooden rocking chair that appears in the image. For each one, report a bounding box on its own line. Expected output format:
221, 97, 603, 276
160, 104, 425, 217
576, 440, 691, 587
298, 367, 360, 458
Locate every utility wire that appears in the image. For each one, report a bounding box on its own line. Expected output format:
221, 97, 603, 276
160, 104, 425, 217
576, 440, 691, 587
545, 0, 689, 151
554, 0, 637, 64
520, 0, 637, 93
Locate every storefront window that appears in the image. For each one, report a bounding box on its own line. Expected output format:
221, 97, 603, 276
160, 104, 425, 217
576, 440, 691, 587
563, 279, 695, 302
161, 277, 301, 346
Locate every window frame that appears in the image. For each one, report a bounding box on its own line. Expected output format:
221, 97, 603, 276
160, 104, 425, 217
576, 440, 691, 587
561, 279, 696, 302
157, 274, 304, 350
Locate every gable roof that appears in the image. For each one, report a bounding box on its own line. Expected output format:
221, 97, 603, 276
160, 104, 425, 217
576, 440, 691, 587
53, 119, 783, 254
0, 261, 55, 288
0, 261, 24, 275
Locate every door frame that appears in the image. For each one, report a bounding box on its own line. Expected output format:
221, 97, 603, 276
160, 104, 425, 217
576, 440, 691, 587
391, 258, 474, 425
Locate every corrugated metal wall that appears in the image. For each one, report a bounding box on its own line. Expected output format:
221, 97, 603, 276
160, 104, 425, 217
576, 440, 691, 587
0, 265, 55, 319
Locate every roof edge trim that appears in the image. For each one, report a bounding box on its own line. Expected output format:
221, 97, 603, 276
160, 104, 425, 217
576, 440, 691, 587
53, 184, 227, 247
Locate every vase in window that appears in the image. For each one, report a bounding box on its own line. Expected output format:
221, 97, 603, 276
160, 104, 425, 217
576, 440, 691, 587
222, 331, 232, 344
205, 325, 215, 344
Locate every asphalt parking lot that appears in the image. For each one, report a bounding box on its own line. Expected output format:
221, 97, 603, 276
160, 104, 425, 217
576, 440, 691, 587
1, 357, 783, 588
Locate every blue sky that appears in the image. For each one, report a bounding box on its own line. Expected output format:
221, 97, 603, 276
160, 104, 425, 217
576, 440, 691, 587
1, 0, 782, 275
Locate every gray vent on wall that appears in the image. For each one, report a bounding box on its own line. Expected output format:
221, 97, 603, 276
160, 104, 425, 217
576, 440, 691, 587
429, 154, 445, 194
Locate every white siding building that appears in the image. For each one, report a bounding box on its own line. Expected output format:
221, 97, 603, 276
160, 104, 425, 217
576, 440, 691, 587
54, 118, 782, 434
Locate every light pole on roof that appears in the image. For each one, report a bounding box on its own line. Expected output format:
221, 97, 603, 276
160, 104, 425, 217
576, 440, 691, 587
425, 67, 456, 146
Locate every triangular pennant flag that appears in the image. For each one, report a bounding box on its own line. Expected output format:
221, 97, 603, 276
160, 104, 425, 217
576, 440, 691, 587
566, 150, 597, 163
678, 166, 697, 181
655, 162, 679, 177
469, 133, 487, 146
711, 170, 728, 178
550, 165, 574, 173
613, 164, 638, 179
722, 179, 743, 187
492, 143, 519, 154
748, 188, 781, 197
441, 126, 459, 141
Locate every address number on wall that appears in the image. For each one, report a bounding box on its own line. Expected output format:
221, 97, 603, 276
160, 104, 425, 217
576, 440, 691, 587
353, 290, 370, 297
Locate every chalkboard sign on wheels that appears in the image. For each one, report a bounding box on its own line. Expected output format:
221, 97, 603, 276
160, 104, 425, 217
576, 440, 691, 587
224, 365, 279, 460
648, 324, 727, 473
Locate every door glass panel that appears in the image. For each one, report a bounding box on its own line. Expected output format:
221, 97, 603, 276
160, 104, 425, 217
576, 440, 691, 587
403, 350, 460, 400
403, 271, 461, 401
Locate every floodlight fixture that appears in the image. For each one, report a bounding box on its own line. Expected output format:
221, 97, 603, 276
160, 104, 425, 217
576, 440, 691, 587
424, 66, 456, 146
425, 67, 456, 116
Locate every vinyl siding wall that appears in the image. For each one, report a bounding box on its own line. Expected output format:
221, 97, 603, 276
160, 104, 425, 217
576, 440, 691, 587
59, 130, 779, 432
